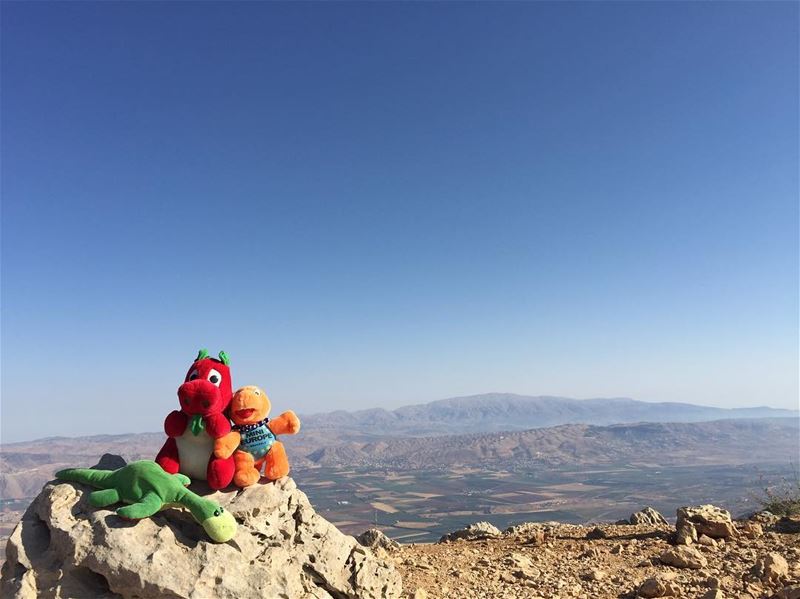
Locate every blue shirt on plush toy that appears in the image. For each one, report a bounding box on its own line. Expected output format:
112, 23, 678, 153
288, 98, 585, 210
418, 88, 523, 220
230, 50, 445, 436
233, 418, 276, 459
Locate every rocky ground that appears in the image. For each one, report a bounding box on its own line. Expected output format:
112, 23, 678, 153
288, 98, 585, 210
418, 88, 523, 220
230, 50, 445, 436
377, 509, 800, 599
3, 457, 798, 599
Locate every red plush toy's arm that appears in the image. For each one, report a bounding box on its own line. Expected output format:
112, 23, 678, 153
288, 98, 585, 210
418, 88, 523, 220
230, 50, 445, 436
268, 411, 301, 435
164, 410, 188, 437
204, 412, 231, 439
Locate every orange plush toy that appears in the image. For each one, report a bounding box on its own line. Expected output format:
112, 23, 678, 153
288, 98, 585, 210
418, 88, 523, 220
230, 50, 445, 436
215, 386, 300, 487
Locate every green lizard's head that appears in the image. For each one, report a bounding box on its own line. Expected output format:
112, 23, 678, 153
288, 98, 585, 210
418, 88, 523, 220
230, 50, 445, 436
200, 505, 237, 543
182, 490, 238, 543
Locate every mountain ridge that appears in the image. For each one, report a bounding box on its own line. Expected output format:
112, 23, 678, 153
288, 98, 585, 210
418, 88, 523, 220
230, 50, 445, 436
301, 417, 800, 469
298, 393, 799, 436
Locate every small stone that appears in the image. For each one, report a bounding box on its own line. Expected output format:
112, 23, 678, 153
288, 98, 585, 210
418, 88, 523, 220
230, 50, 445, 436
356, 528, 401, 552
630, 507, 670, 526
750, 510, 779, 524
504, 522, 545, 537
513, 567, 541, 581
698, 534, 717, 547
502, 552, 532, 569
412, 589, 428, 599
699, 590, 723, 599
523, 529, 547, 545
610, 543, 624, 554
737, 521, 763, 539
748, 552, 789, 584
674, 521, 698, 545
638, 577, 670, 597
583, 568, 606, 581
586, 526, 607, 540
438, 521, 501, 543
676, 505, 735, 539
637, 557, 658, 567
705, 576, 721, 589
499, 572, 516, 584
660, 545, 708, 569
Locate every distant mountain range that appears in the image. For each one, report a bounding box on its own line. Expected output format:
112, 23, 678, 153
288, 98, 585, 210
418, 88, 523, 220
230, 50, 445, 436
2, 394, 796, 501
300, 393, 799, 436
303, 418, 799, 469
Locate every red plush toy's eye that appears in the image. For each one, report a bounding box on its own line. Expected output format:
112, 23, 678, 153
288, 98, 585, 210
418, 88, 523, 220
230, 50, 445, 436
188, 369, 199, 381
207, 369, 222, 387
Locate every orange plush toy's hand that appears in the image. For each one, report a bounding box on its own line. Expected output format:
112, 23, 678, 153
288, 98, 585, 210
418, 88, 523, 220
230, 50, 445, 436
214, 431, 240, 459
268, 410, 301, 435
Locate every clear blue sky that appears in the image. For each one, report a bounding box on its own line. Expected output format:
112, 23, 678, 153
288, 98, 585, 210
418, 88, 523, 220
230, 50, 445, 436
2, 2, 797, 443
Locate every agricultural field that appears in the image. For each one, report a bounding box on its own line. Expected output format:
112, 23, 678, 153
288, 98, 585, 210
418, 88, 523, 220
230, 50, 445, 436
293, 461, 794, 542
1, 462, 791, 549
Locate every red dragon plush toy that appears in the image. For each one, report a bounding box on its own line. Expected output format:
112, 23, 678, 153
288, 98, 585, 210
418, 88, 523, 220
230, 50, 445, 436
155, 349, 236, 490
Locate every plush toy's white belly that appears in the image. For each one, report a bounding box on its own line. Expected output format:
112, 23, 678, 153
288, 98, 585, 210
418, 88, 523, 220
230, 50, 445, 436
175, 429, 213, 480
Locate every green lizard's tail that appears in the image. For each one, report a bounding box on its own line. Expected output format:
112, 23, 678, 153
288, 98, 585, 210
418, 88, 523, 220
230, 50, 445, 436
56, 468, 114, 488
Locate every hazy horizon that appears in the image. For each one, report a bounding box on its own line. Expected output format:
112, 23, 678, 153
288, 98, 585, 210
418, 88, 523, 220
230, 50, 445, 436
2, 2, 798, 444
2, 392, 798, 445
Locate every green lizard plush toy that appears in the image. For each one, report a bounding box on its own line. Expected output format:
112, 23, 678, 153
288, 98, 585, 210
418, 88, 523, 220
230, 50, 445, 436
56, 460, 237, 543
